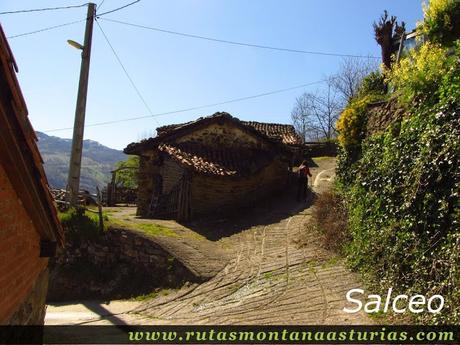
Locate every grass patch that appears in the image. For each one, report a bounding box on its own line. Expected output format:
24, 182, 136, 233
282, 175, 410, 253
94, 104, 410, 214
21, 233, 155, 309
108, 218, 178, 238
131, 288, 175, 301
321, 255, 340, 269
263, 272, 273, 280
58, 208, 108, 242
312, 156, 334, 161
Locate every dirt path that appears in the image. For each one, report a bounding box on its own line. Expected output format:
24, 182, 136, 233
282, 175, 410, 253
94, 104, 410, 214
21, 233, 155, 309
46, 158, 371, 325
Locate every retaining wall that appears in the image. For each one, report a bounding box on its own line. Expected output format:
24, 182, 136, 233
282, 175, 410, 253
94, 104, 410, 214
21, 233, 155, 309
48, 227, 196, 301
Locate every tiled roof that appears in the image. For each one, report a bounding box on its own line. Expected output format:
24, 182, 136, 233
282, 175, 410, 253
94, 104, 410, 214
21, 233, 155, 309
156, 123, 191, 136
155, 116, 302, 145
159, 143, 273, 177
125, 112, 299, 157
241, 121, 302, 145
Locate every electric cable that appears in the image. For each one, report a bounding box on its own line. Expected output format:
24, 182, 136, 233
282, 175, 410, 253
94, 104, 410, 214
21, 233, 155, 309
96, 19, 159, 125
43, 79, 326, 132
99, 18, 379, 59
7, 19, 86, 39
96, 0, 140, 17
0, 3, 88, 15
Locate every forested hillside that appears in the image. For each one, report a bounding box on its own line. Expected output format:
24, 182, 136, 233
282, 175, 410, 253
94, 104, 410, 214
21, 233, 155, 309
37, 132, 126, 192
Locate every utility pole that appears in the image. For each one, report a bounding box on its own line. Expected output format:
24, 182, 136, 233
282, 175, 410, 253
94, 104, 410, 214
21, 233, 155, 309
67, 2, 95, 206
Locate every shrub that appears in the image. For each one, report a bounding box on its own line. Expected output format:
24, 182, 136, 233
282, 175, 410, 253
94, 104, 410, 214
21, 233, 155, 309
335, 6, 460, 324
420, 0, 460, 45
439, 44, 460, 103
313, 191, 350, 253
358, 70, 386, 97
59, 208, 105, 243
336, 94, 379, 149
297, 190, 350, 253
336, 145, 360, 186
343, 100, 460, 324
385, 42, 454, 105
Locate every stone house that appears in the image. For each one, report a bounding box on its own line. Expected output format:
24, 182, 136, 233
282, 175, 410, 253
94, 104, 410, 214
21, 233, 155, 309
124, 112, 302, 221
0, 25, 64, 324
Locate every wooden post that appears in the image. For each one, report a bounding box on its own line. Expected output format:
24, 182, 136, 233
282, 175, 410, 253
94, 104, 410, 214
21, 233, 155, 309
67, 3, 96, 206
395, 32, 406, 64
96, 186, 104, 233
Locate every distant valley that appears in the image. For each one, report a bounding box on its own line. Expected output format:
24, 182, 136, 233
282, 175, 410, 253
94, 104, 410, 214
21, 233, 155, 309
36, 132, 127, 192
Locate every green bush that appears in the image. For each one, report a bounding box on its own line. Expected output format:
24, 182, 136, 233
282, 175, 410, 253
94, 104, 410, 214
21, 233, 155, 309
59, 208, 105, 243
341, 99, 460, 324
420, 0, 460, 45
115, 155, 139, 189
385, 41, 456, 105
439, 44, 460, 103
358, 70, 386, 97
336, 32, 460, 322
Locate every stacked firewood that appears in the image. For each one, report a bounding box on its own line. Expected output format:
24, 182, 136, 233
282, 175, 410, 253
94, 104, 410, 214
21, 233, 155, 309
50, 189, 97, 210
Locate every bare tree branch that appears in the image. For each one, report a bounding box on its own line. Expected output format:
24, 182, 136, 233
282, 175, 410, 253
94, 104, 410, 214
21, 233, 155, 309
329, 57, 378, 103
291, 87, 341, 141
373, 10, 405, 69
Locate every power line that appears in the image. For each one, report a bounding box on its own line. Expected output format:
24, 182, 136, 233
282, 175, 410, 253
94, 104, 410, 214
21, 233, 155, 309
7, 19, 85, 39
95, 19, 159, 125
0, 3, 88, 15
6, 1, 140, 40
96, 0, 140, 17
43, 79, 326, 133
99, 18, 379, 59
98, 0, 107, 11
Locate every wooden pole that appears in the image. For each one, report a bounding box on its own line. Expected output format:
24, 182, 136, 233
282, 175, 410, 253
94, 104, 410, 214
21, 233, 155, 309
67, 3, 96, 206
96, 186, 104, 233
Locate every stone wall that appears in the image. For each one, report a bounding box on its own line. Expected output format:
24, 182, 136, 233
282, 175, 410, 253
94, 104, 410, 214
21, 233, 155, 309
190, 158, 289, 217
48, 227, 196, 301
137, 156, 186, 217
137, 154, 159, 217
303, 142, 337, 158
160, 158, 185, 194
366, 98, 405, 136
176, 122, 269, 149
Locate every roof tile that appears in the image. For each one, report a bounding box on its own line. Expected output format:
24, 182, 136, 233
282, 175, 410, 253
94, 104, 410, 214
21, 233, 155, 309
159, 143, 273, 177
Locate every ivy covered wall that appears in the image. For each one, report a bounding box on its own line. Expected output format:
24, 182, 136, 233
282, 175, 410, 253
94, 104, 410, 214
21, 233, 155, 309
336, 0, 460, 323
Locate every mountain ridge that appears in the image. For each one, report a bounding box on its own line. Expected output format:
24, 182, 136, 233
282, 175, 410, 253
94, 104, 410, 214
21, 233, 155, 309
36, 132, 127, 192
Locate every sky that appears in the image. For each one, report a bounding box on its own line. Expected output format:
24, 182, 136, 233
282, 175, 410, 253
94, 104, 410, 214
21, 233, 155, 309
1, 0, 423, 150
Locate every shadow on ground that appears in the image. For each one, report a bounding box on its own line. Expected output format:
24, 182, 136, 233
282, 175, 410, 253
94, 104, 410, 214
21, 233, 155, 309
179, 181, 317, 241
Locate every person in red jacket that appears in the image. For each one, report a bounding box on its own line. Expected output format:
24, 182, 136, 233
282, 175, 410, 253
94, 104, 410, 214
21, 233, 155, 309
297, 160, 312, 202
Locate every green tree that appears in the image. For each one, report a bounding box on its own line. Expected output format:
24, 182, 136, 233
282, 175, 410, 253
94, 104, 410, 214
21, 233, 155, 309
114, 156, 139, 189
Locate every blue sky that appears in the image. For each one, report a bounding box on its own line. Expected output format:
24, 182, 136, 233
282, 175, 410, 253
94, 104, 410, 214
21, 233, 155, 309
2, 0, 423, 150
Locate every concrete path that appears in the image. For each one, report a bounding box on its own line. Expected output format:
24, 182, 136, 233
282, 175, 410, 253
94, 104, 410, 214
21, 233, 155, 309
45, 300, 142, 325
45, 158, 371, 325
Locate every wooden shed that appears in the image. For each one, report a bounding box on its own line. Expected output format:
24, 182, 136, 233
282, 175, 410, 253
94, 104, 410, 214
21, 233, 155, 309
0, 25, 63, 324
124, 112, 302, 221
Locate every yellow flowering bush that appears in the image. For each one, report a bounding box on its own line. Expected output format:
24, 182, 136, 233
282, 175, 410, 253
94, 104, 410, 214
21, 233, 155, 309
336, 95, 376, 148
420, 0, 460, 45
385, 42, 451, 104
